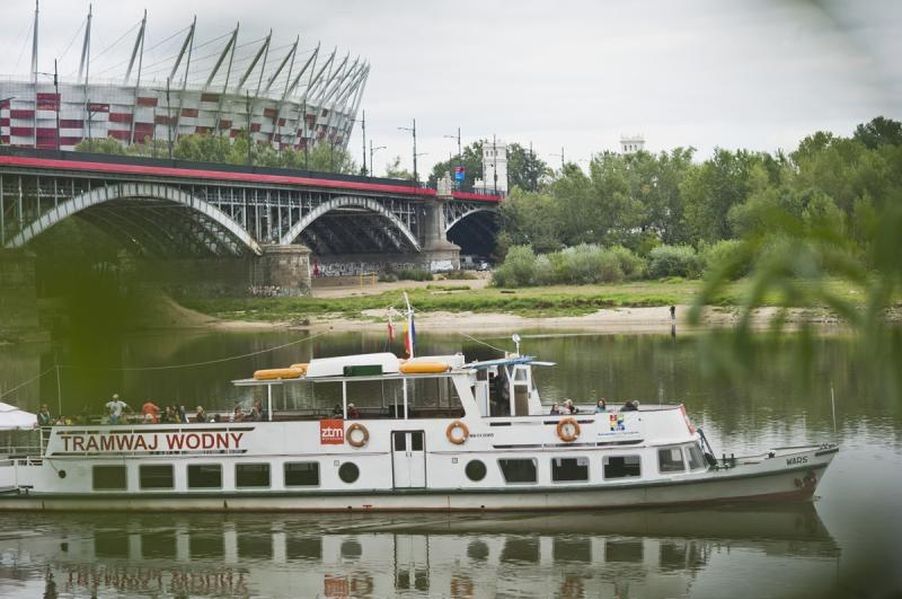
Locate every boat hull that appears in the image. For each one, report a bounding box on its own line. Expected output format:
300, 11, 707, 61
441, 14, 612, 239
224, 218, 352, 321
0, 458, 832, 513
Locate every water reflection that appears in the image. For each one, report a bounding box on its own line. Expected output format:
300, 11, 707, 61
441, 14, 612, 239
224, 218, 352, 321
0, 505, 838, 598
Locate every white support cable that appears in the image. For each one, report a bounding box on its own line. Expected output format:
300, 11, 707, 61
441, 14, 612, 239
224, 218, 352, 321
0, 367, 56, 401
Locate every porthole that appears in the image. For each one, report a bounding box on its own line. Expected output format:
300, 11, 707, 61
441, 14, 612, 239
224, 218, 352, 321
338, 462, 359, 484
57, 470, 67, 479
465, 459, 487, 482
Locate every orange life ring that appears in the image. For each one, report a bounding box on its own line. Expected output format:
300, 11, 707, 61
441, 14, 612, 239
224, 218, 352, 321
556, 417, 581, 443
446, 420, 469, 445
346, 423, 369, 448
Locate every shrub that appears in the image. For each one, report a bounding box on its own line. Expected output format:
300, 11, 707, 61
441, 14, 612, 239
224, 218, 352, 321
492, 245, 537, 287
608, 245, 646, 279
699, 239, 751, 280
647, 245, 701, 279
441, 269, 478, 280
395, 268, 433, 282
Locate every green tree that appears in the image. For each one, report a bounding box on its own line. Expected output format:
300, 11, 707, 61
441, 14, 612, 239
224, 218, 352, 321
385, 156, 415, 180
507, 143, 550, 192
853, 116, 902, 150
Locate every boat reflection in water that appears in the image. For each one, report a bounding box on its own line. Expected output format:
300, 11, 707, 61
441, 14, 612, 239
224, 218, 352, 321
0, 504, 838, 598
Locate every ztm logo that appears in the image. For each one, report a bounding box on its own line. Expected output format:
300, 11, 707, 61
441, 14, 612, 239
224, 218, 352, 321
320, 419, 344, 445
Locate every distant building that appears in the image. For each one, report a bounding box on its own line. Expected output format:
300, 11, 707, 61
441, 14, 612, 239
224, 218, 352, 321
473, 139, 508, 194
620, 135, 645, 154
0, 5, 367, 152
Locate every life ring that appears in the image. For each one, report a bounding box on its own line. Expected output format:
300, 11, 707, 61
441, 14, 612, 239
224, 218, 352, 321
346, 423, 369, 448
556, 418, 581, 443
446, 420, 469, 445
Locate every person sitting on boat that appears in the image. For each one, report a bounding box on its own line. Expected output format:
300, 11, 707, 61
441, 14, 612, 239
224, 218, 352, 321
563, 399, 578, 414
550, 403, 561, 415
621, 400, 639, 411
332, 404, 343, 418
231, 406, 245, 422
37, 404, 52, 427
595, 399, 607, 413
347, 403, 361, 419
193, 405, 207, 423
106, 394, 130, 425
141, 399, 160, 424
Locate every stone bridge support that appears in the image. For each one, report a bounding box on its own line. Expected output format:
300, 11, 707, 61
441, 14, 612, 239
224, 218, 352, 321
421, 181, 460, 271
254, 245, 312, 296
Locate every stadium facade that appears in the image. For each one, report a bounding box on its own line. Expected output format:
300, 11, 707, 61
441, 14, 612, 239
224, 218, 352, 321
0, 4, 368, 153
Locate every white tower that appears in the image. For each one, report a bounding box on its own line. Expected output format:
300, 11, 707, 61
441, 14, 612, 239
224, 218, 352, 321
473, 138, 508, 194
620, 134, 645, 154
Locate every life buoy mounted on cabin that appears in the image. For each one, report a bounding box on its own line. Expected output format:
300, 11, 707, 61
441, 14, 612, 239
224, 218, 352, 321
346, 423, 369, 448
446, 420, 469, 445
556, 418, 581, 443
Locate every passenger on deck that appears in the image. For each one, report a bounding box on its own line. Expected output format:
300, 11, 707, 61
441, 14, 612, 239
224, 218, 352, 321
594, 399, 607, 413
193, 405, 207, 423
231, 406, 245, 422
332, 404, 343, 418
621, 400, 639, 411
106, 394, 130, 425
347, 403, 360, 419
550, 403, 562, 415
37, 404, 52, 427
251, 399, 264, 421
563, 399, 578, 414
141, 399, 161, 424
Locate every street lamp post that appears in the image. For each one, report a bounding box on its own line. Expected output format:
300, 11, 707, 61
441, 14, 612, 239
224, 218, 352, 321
369, 141, 386, 177
35, 60, 61, 151
443, 127, 462, 187
397, 118, 417, 183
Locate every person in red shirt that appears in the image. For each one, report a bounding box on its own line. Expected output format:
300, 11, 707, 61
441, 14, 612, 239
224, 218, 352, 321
141, 399, 161, 424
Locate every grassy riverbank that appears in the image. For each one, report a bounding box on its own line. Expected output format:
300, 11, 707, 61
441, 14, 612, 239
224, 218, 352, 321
179, 278, 867, 324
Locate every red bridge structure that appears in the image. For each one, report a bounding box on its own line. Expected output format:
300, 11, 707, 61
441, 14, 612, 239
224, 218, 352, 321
0, 148, 501, 293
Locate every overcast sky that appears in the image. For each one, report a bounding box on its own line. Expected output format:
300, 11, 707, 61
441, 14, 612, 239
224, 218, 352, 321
2, 0, 900, 175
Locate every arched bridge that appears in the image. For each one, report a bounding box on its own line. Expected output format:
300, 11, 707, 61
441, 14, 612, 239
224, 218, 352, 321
0, 149, 501, 260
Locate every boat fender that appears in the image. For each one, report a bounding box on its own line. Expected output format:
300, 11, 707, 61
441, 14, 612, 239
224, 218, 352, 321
556, 418, 581, 443
346, 423, 369, 448
446, 420, 469, 445
253, 367, 303, 380
289, 363, 309, 374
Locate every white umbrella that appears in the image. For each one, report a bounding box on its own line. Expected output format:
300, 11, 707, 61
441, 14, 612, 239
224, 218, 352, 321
0, 402, 38, 430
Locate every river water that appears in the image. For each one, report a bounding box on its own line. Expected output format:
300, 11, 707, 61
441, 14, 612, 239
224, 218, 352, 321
0, 328, 900, 598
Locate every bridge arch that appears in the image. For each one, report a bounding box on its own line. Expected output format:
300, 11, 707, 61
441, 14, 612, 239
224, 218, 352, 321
279, 195, 420, 251
6, 182, 262, 255
445, 207, 497, 234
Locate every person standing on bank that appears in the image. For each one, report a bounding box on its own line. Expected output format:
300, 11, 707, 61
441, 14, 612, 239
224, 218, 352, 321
106, 394, 130, 424
670, 305, 676, 322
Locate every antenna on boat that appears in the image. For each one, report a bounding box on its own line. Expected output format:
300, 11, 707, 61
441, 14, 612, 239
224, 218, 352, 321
512, 333, 521, 356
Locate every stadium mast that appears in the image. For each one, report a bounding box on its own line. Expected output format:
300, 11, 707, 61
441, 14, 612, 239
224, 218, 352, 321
78, 4, 93, 84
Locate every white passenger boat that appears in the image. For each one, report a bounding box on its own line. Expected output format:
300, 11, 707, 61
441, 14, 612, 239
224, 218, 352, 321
0, 341, 838, 512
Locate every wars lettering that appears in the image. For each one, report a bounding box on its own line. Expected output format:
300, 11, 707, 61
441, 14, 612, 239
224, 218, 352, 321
786, 456, 808, 466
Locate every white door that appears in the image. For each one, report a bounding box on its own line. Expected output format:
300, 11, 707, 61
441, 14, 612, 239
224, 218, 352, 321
392, 431, 426, 488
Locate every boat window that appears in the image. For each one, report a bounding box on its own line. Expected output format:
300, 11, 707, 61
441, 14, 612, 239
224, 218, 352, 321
187, 464, 222, 489
338, 462, 359, 484
139, 464, 174, 489
498, 458, 537, 483
393, 431, 406, 451
465, 459, 487, 481
658, 447, 685, 473
300, 379, 406, 419
92, 465, 127, 491
411, 431, 424, 451
685, 443, 705, 470
551, 457, 589, 482
603, 455, 642, 479
236, 463, 270, 488
407, 377, 465, 419
284, 462, 320, 486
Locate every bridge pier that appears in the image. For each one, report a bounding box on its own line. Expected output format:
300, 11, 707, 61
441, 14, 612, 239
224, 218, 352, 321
254, 244, 312, 296
0, 249, 40, 339
421, 183, 460, 272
